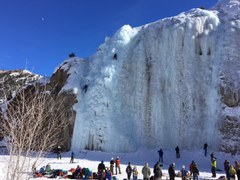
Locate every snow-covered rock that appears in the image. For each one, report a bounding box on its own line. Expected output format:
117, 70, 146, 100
0, 70, 41, 104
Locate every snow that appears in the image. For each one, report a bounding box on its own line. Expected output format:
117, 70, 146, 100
0, 149, 239, 179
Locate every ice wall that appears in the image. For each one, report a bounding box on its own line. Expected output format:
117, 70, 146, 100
68, 4, 238, 152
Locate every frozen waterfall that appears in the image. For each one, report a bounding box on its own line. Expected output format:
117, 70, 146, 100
69, 8, 224, 152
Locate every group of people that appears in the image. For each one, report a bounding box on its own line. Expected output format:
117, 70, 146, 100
96, 157, 122, 180
156, 145, 240, 180
223, 159, 240, 180
157, 146, 180, 162
140, 161, 199, 180
48, 145, 240, 180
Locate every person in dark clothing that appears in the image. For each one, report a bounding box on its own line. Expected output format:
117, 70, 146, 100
168, 163, 176, 180
98, 160, 106, 180
224, 160, 230, 180
154, 162, 162, 180
158, 149, 164, 163
234, 160, 240, 180
203, 143, 208, 157
126, 162, 132, 180
175, 146, 180, 159
56, 146, 61, 160
113, 53, 117, 60
210, 152, 216, 161
83, 84, 88, 93
192, 163, 199, 180
110, 157, 115, 175
70, 152, 74, 163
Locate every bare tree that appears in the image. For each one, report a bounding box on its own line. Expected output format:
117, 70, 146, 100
0, 81, 73, 180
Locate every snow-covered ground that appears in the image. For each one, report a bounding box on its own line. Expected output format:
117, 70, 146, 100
0, 148, 239, 179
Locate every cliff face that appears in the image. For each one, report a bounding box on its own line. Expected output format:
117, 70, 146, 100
0, 69, 77, 151
57, 0, 240, 153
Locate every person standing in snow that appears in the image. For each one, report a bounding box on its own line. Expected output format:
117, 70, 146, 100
98, 160, 106, 180
126, 162, 133, 180
211, 158, 217, 178
203, 143, 208, 157
192, 163, 199, 180
189, 160, 195, 178
115, 156, 121, 174
158, 148, 164, 163
56, 145, 61, 160
70, 151, 74, 163
175, 146, 180, 159
234, 160, 240, 180
229, 164, 236, 180
132, 165, 138, 180
154, 161, 162, 180
142, 163, 151, 180
110, 157, 115, 175
224, 160, 230, 180
168, 163, 176, 180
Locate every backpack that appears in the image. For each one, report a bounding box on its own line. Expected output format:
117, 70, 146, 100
229, 166, 236, 176
133, 168, 138, 176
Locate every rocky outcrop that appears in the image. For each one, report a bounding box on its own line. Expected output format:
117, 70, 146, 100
0, 70, 41, 103
46, 66, 78, 151
0, 68, 78, 152
220, 85, 240, 107
219, 116, 240, 155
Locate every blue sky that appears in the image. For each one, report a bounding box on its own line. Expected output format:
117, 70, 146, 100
0, 0, 217, 76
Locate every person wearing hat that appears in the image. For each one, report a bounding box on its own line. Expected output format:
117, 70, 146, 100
168, 163, 176, 180
115, 156, 121, 174
181, 165, 188, 180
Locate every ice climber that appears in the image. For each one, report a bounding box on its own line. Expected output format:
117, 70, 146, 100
175, 146, 180, 159
203, 143, 208, 157
158, 148, 164, 163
